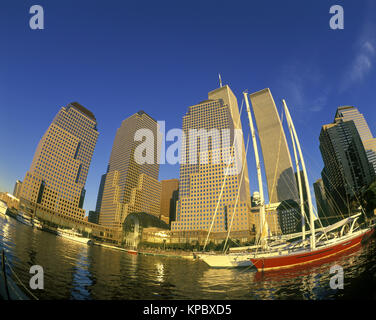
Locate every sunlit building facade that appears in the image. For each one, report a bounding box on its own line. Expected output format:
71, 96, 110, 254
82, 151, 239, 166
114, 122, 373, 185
160, 179, 179, 224
20, 102, 99, 220
319, 118, 375, 214
13, 180, 23, 199
249, 88, 298, 203
98, 111, 161, 228
335, 106, 376, 174
171, 85, 253, 236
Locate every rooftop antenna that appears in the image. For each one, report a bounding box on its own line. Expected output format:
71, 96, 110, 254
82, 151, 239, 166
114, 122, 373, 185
218, 73, 223, 88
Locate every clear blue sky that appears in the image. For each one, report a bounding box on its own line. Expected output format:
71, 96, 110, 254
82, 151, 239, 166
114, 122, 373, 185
1, 0, 376, 214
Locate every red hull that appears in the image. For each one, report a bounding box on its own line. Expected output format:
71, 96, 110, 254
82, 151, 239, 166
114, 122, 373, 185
251, 229, 374, 272
127, 250, 138, 255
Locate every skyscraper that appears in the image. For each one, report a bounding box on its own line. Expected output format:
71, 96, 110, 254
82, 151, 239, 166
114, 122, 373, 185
159, 179, 179, 224
95, 172, 107, 213
335, 106, 376, 174
249, 88, 298, 204
171, 85, 253, 236
98, 111, 161, 228
20, 102, 98, 220
13, 180, 23, 199
319, 118, 375, 214
313, 178, 332, 222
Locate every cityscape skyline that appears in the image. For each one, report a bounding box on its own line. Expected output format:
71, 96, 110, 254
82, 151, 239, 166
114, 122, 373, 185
1, 0, 376, 216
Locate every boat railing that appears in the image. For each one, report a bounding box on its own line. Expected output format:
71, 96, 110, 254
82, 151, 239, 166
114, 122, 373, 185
1, 249, 37, 300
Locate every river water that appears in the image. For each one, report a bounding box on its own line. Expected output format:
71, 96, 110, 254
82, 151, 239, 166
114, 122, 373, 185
1, 215, 375, 300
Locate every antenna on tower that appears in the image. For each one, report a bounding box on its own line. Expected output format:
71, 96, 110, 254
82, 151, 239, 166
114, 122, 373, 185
218, 73, 223, 88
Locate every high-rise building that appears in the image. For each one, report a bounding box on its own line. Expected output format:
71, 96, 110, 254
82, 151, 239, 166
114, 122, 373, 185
295, 170, 309, 216
98, 111, 161, 228
95, 172, 107, 213
171, 85, 253, 236
251, 203, 282, 236
88, 210, 99, 224
313, 178, 333, 223
249, 88, 298, 203
319, 118, 375, 214
159, 179, 179, 224
13, 180, 23, 199
20, 102, 99, 220
335, 106, 376, 174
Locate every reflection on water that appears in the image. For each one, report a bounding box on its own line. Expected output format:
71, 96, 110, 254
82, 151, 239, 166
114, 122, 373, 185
1, 216, 375, 300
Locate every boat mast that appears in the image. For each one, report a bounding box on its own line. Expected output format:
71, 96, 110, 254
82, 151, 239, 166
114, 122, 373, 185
243, 92, 267, 248
285, 107, 306, 241
282, 100, 316, 249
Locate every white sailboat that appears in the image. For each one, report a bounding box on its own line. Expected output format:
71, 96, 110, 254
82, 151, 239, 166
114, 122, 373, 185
32, 217, 43, 229
247, 96, 375, 271
16, 211, 33, 227
199, 90, 375, 269
56, 228, 93, 245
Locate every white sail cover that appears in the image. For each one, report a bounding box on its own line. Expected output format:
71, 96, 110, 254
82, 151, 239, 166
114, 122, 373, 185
322, 213, 361, 233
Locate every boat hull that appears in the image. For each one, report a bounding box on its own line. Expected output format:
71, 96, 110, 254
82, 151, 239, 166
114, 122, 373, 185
16, 215, 33, 227
57, 234, 92, 245
198, 253, 253, 268
250, 228, 374, 272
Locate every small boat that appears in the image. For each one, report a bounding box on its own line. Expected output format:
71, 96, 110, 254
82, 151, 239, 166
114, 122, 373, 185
56, 228, 92, 245
0, 200, 8, 217
126, 249, 138, 255
32, 217, 43, 230
16, 211, 33, 227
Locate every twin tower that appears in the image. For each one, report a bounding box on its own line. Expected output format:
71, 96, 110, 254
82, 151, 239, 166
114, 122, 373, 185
19, 85, 298, 237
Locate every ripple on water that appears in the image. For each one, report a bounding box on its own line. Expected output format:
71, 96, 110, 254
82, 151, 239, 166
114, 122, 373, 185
1, 217, 376, 299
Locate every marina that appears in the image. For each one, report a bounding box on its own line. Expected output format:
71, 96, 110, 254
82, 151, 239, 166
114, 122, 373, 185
0, 215, 375, 300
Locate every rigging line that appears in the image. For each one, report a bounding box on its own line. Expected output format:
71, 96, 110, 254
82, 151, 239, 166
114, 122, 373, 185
282, 124, 346, 220
309, 142, 358, 219
203, 97, 245, 250
223, 132, 251, 252
291, 119, 367, 220
321, 132, 370, 218
270, 163, 311, 226
4, 256, 39, 300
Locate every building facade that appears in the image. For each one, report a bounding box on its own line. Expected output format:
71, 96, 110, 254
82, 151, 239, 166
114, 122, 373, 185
88, 210, 99, 224
319, 118, 375, 214
335, 106, 376, 174
159, 179, 179, 224
95, 172, 107, 214
171, 85, 253, 238
19, 102, 98, 221
249, 88, 298, 203
98, 111, 161, 228
13, 180, 23, 199
313, 178, 333, 223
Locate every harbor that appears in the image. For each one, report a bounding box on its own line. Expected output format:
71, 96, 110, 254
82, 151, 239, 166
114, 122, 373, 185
1, 212, 376, 300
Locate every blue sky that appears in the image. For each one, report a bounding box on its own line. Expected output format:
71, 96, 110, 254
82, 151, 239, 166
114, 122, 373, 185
1, 0, 376, 213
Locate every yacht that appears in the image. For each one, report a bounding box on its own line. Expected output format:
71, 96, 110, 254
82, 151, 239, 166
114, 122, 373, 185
16, 211, 33, 227
32, 217, 43, 229
57, 228, 92, 245
0, 200, 8, 217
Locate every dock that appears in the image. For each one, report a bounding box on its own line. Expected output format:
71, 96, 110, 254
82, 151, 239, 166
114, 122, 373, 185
93, 242, 194, 259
